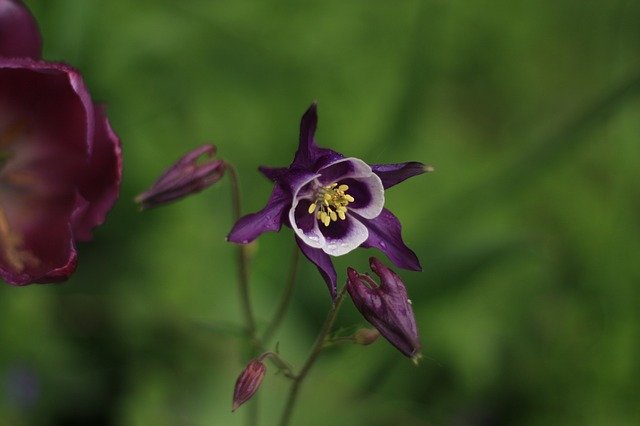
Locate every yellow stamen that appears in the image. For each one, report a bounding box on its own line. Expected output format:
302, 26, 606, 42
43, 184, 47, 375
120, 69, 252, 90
307, 181, 356, 226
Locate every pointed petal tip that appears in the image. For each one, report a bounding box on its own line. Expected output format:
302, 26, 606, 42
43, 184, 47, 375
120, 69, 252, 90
304, 101, 318, 116
423, 164, 434, 173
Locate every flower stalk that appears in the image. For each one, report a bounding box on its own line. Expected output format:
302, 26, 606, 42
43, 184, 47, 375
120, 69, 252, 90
226, 164, 260, 351
262, 244, 300, 345
278, 285, 348, 426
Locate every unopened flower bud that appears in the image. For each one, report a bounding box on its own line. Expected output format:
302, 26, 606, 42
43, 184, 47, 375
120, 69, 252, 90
354, 328, 380, 346
346, 257, 421, 359
232, 358, 266, 412
135, 144, 225, 210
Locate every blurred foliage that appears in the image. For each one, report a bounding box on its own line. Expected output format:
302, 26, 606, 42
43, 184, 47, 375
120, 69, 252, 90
2, 0, 640, 425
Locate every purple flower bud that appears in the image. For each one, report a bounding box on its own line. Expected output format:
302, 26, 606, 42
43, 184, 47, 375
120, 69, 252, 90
232, 358, 267, 412
347, 257, 421, 360
135, 144, 225, 210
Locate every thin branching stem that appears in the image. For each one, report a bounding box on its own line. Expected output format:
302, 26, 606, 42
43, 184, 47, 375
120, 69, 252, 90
279, 286, 348, 426
226, 164, 260, 350
226, 163, 261, 426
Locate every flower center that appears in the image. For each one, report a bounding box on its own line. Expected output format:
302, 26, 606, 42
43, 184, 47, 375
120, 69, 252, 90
0, 122, 25, 170
307, 183, 355, 227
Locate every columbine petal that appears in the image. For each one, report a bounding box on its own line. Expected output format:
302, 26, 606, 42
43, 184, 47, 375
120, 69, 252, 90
72, 104, 122, 241
0, 7, 121, 285
227, 184, 290, 244
288, 171, 323, 248
317, 214, 369, 256
371, 162, 432, 189
0, 0, 42, 59
296, 237, 337, 299
317, 157, 384, 219
1, 60, 93, 284
358, 208, 421, 271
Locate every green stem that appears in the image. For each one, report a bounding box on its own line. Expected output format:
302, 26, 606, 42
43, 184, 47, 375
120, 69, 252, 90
226, 164, 260, 350
279, 286, 348, 426
262, 243, 300, 345
226, 164, 261, 426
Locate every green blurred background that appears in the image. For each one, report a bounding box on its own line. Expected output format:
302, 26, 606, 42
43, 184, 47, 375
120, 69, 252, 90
2, 0, 640, 424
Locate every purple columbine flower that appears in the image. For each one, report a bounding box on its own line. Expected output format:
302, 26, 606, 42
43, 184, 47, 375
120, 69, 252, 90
135, 144, 226, 210
347, 257, 421, 360
232, 358, 267, 412
0, 0, 122, 285
227, 102, 430, 297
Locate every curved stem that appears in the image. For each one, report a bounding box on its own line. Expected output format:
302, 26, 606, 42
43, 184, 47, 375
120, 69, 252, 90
279, 286, 348, 426
262, 243, 300, 345
226, 164, 259, 349
226, 164, 261, 426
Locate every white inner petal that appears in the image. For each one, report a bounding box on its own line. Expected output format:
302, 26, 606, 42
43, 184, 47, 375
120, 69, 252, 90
289, 173, 325, 249
347, 173, 385, 219
320, 215, 369, 257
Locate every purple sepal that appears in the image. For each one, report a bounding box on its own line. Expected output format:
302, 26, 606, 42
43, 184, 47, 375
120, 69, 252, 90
358, 208, 421, 271
371, 162, 432, 189
0, 0, 42, 59
135, 144, 225, 210
227, 184, 290, 244
258, 165, 288, 182
346, 257, 421, 359
296, 237, 337, 299
291, 101, 318, 168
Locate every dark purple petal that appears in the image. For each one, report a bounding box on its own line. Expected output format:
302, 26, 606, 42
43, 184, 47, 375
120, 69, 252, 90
311, 149, 343, 171
72, 104, 122, 241
0, 59, 92, 284
293, 198, 321, 235
296, 237, 337, 299
258, 165, 288, 182
357, 208, 421, 271
0, 0, 42, 59
371, 162, 432, 189
135, 144, 224, 210
227, 184, 290, 244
